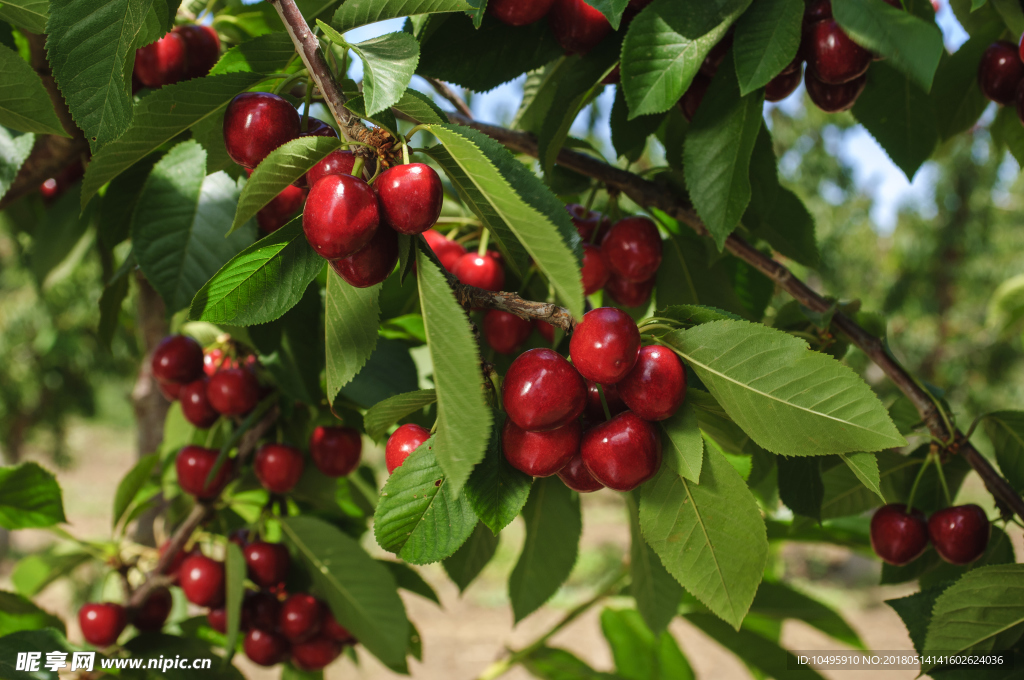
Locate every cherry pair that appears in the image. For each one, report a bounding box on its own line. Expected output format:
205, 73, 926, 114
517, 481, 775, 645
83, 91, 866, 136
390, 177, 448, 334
134, 24, 220, 89
241, 593, 354, 669
251, 426, 363, 494
870, 502, 990, 566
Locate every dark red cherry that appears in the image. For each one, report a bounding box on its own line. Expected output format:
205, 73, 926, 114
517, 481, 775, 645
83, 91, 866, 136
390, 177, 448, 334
557, 451, 604, 492
489, 0, 556, 26
203, 348, 231, 376
303, 173, 380, 260
206, 367, 260, 416
502, 418, 580, 477
280, 594, 323, 643
244, 541, 290, 588
766, 64, 803, 102
503, 348, 587, 432
617, 345, 686, 421
38, 161, 84, 202
601, 217, 662, 283
549, 0, 611, 55
375, 163, 444, 235
323, 611, 356, 644
569, 307, 641, 385
452, 252, 505, 291
134, 32, 187, 88
179, 553, 226, 607
605, 274, 654, 308
869, 504, 928, 566
244, 628, 289, 666
174, 24, 221, 80
241, 591, 281, 631
806, 20, 871, 85
175, 445, 232, 500
805, 0, 832, 22
385, 423, 431, 474
535, 320, 555, 343
257, 184, 306, 234
565, 204, 608, 241
805, 70, 866, 112
291, 635, 342, 671
254, 443, 305, 494
180, 379, 219, 429
423, 229, 467, 271
299, 117, 339, 138
581, 411, 662, 491
979, 41, 1024, 105
79, 603, 127, 647
582, 243, 610, 295
206, 608, 227, 633
484, 310, 534, 355
585, 380, 627, 421
134, 586, 172, 631
310, 426, 362, 477
928, 504, 991, 565
329, 223, 398, 287
306, 149, 360, 187
679, 74, 711, 122
223, 92, 301, 169
152, 335, 204, 385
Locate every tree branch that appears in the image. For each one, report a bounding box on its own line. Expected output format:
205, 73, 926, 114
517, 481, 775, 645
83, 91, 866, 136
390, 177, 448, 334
425, 77, 474, 120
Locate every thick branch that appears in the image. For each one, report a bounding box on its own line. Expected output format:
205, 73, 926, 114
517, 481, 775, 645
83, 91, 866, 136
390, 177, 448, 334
425, 77, 474, 120
454, 284, 575, 331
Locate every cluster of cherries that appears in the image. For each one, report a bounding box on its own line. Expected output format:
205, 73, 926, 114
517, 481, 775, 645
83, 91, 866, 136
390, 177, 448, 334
977, 35, 1024, 121
870, 502, 991, 567
133, 24, 220, 90
489, 0, 652, 57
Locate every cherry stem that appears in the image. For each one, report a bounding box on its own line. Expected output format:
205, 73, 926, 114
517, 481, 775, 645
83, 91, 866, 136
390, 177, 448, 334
597, 384, 612, 421
477, 228, 490, 257
933, 453, 953, 506
402, 141, 411, 165
584, 183, 600, 212
350, 156, 365, 179
905, 455, 932, 515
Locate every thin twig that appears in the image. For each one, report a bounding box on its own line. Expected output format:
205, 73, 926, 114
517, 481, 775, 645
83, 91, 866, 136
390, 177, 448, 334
425, 77, 474, 119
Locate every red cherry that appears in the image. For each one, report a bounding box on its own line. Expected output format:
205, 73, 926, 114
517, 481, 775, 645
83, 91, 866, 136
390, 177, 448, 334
979, 41, 1024, 105
244, 542, 290, 588
503, 348, 587, 432
805, 0, 832, 21
257, 184, 306, 234
557, 451, 604, 493
280, 594, 323, 643
581, 411, 662, 491
134, 586, 172, 631
38, 162, 84, 201
581, 243, 610, 295
535, 320, 555, 343
483, 310, 533, 355
502, 418, 580, 477
700, 34, 733, 78
565, 204, 608, 241
180, 379, 220, 429
376, 163, 444, 235
157, 380, 183, 401
489, 0, 556, 26
569, 307, 641, 385
291, 635, 342, 671
299, 117, 339, 138
254, 443, 305, 494
679, 74, 711, 122
179, 553, 226, 607
605, 274, 654, 308
152, 335, 204, 385
548, 0, 611, 55
329, 223, 398, 288
452, 252, 505, 291
805, 70, 866, 112
766, 64, 804, 102
174, 24, 220, 80
303, 173, 380, 260
310, 426, 362, 477
40, 178, 60, 200
203, 348, 232, 376
869, 504, 928, 566
244, 628, 289, 666
223, 92, 301, 169
242, 591, 281, 631
323, 611, 356, 644
175, 445, 232, 500
79, 603, 127, 647
207, 608, 227, 633
134, 32, 187, 88
617, 345, 686, 421
928, 504, 991, 565
422, 229, 467, 271
585, 380, 626, 421
305, 149, 368, 188
206, 367, 260, 416
601, 217, 662, 283
385, 423, 431, 474
805, 20, 871, 85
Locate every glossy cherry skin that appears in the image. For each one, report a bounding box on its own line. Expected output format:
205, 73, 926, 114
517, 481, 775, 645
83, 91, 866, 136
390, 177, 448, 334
928, 504, 991, 565
257, 184, 306, 234
306, 149, 360, 188
549, 0, 611, 55
385, 423, 431, 474
291, 635, 342, 671
557, 451, 604, 492
566, 204, 607, 241
174, 24, 221, 80
805, 20, 871, 85
241, 591, 281, 631
601, 217, 662, 283
310, 426, 362, 477
280, 594, 323, 643
206, 608, 227, 633
569, 307, 641, 385
376, 163, 444, 235
134, 586, 173, 631
152, 335, 204, 385
300, 117, 339, 138
679, 73, 711, 122
489, 0, 556, 26
979, 41, 1024, 105
206, 367, 260, 416
535, 320, 555, 343
582, 243, 610, 295
244, 541, 290, 588
869, 504, 929, 566
452, 252, 505, 291
244, 628, 290, 666
502, 418, 580, 477
484, 310, 534, 355
503, 348, 587, 432
254, 443, 305, 494
329, 223, 398, 287
617, 346, 686, 421
324, 611, 356, 644
176, 445, 232, 499
134, 32, 187, 88
766, 64, 803, 102
805, 0, 832, 22
422, 229, 467, 271
581, 411, 662, 491
303, 173, 380, 260
79, 603, 127, 647
203, 348, 232, 376
605, 274, 654, 308
223, 92, 301, 169
179, 553, 226, 607
805, 70, 865, 113
585, 380, 627, 421
180, 379, 220, 429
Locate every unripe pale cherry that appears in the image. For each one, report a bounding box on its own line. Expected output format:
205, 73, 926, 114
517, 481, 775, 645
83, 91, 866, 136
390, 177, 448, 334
303, 173, 380, 260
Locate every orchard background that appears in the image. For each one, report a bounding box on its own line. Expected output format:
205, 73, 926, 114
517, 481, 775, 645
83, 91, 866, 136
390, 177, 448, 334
2, 0, 1024, 677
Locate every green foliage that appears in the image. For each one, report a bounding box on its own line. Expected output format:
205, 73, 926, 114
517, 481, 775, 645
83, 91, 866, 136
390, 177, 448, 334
442, 521, 499, 592
600, 608, 694, 680
0, 0, 50, 33
0, 629, 71, 680
983, 411, 1024, 493
325, 269, 381, 402
0, 129, 35, 201
0, 592, 64, 637
348, 32, 420, 117
658, 403, 702, 482
732, 0, 802, 96
364, 389, 437, 440
750, 581, 865, 649
627, 493, 682, 634
684, 613, 826, 680
224, 541, 245, 654
0, 462, 66, 529
0, 46, 67, 137
112, 453, 157, 530
333, 0, 476, 33
463, 411, 533, 534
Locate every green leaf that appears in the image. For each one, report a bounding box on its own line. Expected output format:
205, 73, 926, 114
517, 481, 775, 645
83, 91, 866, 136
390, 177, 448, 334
778, 456, 823, 521
751, 581, 865, 649
0, 45, 68, 136
886, 583, 948, 654
839, 452, 884, 502
333, 0, 475, 33
12, 550, 91, 596
443, 521, 499, 592
610, 86, 665, 161
325, 267, 381, 402
684, 54, 763, 248
81, 72, 265, 207
658, 403, 703, 482
982, 411, 1024, 494
0, 0, 49, 33
339, 338, 419, 408
0, 629, 71, 680
131, 140, 256, 312
249, 283, 324, 405
600, 608, 694, 680
224, 541, 245, 655
464, 411, 533, 535
523, 646, 626, 680
415, 246, 493, 493
639, 445, 767, 629
509, 476, 582, 623
281, 515, 410, 672
620, 0, 751, 118
364, 389, 438, 440
627, 493, 682, 634
932, 27, 1003, 140
393, 88, 448, 125
123, 634, 244, 680
29, 184, 94, 285
584, 0, 629, 29
0, 462, 66, 530
209, 32, 298, 76
425, 124, 584, 317
348, 32, 420, 117
659, 320, 906, 456
0, 128, 35, 201
833, 0, 943, 92
0, 591, 65, 636
380, 560, 440, 604
112, 453, 158, 531
732, 0, 802, 96
373, 444, 478, 564
991, 105, 1024, 167
684, 613, 827, 680
655, 229, 759, 320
